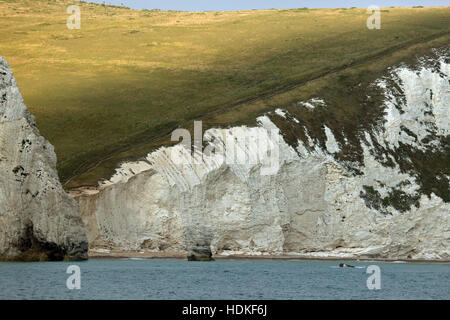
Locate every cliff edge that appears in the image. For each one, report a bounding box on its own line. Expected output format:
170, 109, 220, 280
0, 57, 88, 261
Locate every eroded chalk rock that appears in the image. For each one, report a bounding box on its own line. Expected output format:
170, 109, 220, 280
0, 57, 88, 261
74, 49, 449, 261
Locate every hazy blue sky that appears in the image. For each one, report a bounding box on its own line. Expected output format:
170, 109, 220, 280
87, 0, 450, 11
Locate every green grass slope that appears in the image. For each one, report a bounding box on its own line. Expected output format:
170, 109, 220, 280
0, 0, 449, 187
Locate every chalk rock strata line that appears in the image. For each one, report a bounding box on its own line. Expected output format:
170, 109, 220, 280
0, 57, 88, 261
73, 51, 449, 261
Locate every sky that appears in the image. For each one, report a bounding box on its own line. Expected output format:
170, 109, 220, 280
86, 0, 450, 11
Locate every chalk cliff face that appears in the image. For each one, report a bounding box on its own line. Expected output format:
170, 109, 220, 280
0, 57, 88, 261
74, 49, 449, 261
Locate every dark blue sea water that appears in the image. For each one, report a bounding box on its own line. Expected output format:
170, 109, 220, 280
0, 259, 448, 300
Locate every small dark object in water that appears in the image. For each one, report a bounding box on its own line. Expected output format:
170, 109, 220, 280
339, 263, 355, 268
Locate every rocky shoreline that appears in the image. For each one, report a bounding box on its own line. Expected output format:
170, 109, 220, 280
88, 249, 450, 263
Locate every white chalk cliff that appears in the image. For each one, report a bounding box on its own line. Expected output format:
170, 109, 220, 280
74, 50, 450, 261
0, 57, 88, 261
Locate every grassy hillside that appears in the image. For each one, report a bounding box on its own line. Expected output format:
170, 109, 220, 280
0, 0, 449, 188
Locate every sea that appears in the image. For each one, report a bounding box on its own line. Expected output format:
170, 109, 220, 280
0, 259, 448, 300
